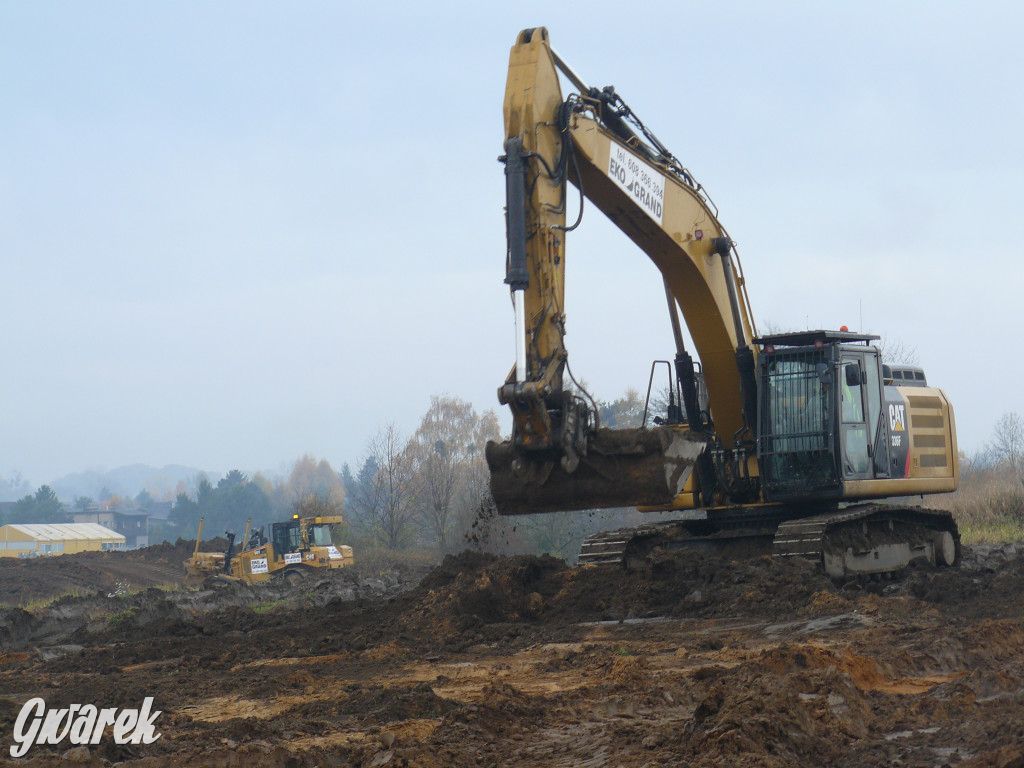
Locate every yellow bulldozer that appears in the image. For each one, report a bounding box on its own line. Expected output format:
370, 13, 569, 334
184, 513, 354, 587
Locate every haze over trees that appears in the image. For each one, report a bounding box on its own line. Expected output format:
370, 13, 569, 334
2, 486, 69, 525
0, 472, 33, 503
2, 396, 1020, 552
145, 395, 509, 555
141, 402, 1024, 552
143, 390, 680, 559
168, 470, 272, 541
341, 396, 500, 553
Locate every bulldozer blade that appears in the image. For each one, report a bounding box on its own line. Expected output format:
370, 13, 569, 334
486, 426, 706, 516
183, 573, 206, 588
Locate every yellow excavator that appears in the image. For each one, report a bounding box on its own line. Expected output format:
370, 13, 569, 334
184, 514, 354, 587
485, 28, 960, 578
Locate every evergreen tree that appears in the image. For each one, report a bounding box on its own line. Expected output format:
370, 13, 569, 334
6, 486, 70, 524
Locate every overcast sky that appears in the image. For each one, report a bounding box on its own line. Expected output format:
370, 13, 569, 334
2, 1, 1022, 487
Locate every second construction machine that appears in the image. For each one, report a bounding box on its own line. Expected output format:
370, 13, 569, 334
185, 514, 354, 587
485, 28, 960, 578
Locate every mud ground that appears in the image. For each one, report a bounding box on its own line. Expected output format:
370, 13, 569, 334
1, 543, 1023, 767
0, 540, 225, 607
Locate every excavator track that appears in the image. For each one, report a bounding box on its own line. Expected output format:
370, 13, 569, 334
578, 522, 681, 567
579, 504, 960, 579
578, 508, 790, 568
772, 503, 960, 579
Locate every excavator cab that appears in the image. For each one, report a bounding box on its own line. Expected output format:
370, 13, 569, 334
757, 333, 868, 501
755, 331, 878, 499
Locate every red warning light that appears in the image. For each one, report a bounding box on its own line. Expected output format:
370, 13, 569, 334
694, 229, 703, 240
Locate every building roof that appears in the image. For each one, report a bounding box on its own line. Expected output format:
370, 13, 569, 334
2, 523, 125, 542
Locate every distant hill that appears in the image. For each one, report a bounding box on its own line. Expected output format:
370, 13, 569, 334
49, 464, 215, 503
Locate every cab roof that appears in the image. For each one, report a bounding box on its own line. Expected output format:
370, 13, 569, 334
753, 330, 880, 348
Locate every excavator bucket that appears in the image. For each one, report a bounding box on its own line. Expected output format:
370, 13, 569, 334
486, 426, 706, 516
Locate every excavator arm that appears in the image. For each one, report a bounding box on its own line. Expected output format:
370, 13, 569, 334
487, 28, 759, 515
486, 29, 963, 583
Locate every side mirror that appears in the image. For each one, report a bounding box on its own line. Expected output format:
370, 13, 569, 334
817, 363, 833, 386
845, 364, 864, 387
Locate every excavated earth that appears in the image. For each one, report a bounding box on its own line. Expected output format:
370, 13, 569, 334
1, 542, 1023, 767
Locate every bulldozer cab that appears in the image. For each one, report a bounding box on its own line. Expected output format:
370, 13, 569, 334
306, 522, 334, 547
269, 516, 343, 560
271, 519, 303, 560
755, 330, 885, 500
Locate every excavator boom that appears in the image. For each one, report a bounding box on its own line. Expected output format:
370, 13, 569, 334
489, 27, 757, 515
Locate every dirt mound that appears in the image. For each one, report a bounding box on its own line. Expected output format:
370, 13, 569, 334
400, 546, 837, 642
542, 548, 838, 622
669, 650, 872, 767
0, 538, 223, 608
3, 545, 1024, 766
414, 551, 565, 623
896, 542, 1024, 618
0, 560, 425, 655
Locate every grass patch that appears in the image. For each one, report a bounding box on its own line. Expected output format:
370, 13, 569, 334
15, 588, 90, 611
931, 462, 1024, 545
107, 607, 139, 629
153, 582, 184, 594
957, 516, 1024, 545
253, 600, 290, 614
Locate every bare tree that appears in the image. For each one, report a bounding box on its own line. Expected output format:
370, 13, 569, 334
292, 491, 345, 519
876, 335, 920, 366
366, 423, 417, 548
286, 455, 345, 507
516, 512, 581, 561
758, 319, 796, 336
408, 396, 501, 553
988, 412, 1024, 476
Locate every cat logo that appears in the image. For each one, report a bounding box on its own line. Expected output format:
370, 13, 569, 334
889, 403, 906, 432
